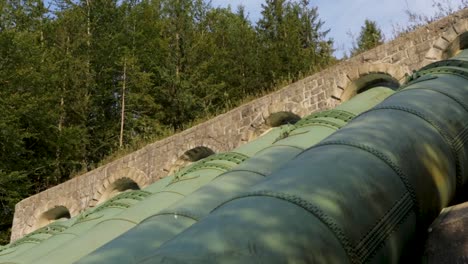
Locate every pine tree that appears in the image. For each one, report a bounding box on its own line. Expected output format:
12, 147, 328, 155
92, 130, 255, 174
257, 0, 287, 85
351, 19, 383, 55
188, 6, 261, 112
257, 0, 334, 86
155, 0, 206, 129
0, 0, 53, 242
47, 1, 93, 182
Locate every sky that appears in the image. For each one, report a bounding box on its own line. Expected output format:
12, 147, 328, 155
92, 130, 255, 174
210, 0, 446, 57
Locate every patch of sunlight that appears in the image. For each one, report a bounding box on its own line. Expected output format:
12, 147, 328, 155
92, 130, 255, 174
262, 232, 292, 252
421, 144, 455, 208
310, 192, 342, 216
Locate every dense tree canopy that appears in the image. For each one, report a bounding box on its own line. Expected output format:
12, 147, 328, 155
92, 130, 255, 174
351, 19, 383, 55
0, 0, 335, 244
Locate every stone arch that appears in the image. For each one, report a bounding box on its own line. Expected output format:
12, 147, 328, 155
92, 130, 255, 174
95, 177, 140, 205
442, 31, 468, 59
248, 111, 301, 140
161, 136, 226, 177
424, 20, 468, 63
265, 111, 301, 127
168, 146, 215, 175
338, 63, 408, 102
90, 167, 149, 207
34, 205, 71, 230
30, 196, 80, 229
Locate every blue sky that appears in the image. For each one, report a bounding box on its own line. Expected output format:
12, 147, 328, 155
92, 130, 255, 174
210, 0, 444, 57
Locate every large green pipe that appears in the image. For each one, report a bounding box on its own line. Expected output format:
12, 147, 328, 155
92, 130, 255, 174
75, 87, 394, 264
1, 110, 305, 264
12, 88, 393, 264
0, 127, 289, 264
0, 173, 192, 264
135, 52, 468, 263
30, 101, 359, 264
0, 217, 77, 261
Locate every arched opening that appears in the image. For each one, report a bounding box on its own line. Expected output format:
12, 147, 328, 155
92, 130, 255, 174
168, 146, 215, 175
97, 177, 140, 205
342, 73, 400, 101
182, 146, 215, 161
249, 111, 301, 140
36, 206, 71, 229
442, 31, 468, 59
265, 111, 301, 127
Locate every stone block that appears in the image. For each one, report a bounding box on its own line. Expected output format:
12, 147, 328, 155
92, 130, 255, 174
240, 106, 252, 118
330, 85, 344, 99
414, 41, 433, 56
346, 65, 360, 81
386, 65, 405, 80
371, 63, 388, 74
391, 51, 407, 63
425, 48, 443, 60
362, 50, 378, 62
310, 86, 323, 95
358, 63, 371, 76
335, 74, 348, 89
317, 78, 324, 86
317, 92, 326, 102
433, 37, 450, 51
453, 20, 468, 35
381, 56, 392, 64
442, 26, 459, 43
317, 101, 327, 110
290, 94, 303, 103
423, 202, 468, 263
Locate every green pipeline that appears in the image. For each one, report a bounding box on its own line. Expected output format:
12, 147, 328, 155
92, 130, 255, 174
135, 51, 468, 263
0, 218, 77, 261
0, 92, 331, 263
40, 88, 392, 264
7, 89, 393, 264
75, 87, 394, 264
0, 125, 288, 264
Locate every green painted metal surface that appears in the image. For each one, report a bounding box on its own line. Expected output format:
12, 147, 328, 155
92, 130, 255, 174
75, 87, 394, 264
11, 49, 468, 263
0, 116, 295, 264
2, 129, 290, 259
130, 51, 468, 263
0, 218, 76, 261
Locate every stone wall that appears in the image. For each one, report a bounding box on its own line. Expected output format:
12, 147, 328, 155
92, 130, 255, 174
11, 8, 468, 241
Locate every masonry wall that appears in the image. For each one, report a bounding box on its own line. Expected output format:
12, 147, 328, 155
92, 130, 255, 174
11, 9, 468, 241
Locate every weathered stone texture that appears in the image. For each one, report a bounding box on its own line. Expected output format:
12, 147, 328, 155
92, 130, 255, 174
422, 202, 468, 263
11, 8, 468, 241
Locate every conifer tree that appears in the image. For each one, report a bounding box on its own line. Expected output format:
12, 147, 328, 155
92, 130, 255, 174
351, 19, 383, 55
257, 0, 334, 86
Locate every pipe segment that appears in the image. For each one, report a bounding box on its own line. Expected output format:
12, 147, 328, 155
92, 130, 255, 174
0, 173, 179, 263
135, 51, 468, 264
3, 132, 287, 262
2, 119, 300, 264
0, 218, 76, 261
0, 132, 282, 263
75, 87, 395, 264
0, 189, 156, 264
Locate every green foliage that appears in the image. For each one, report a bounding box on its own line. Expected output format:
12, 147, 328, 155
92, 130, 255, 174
351, 19, 383, 56
257, 0, 334, 85
0, 0, 335, 244
0, 171, 30, 245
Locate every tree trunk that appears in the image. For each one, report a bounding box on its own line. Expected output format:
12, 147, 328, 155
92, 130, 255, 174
119, 58, 127, 148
